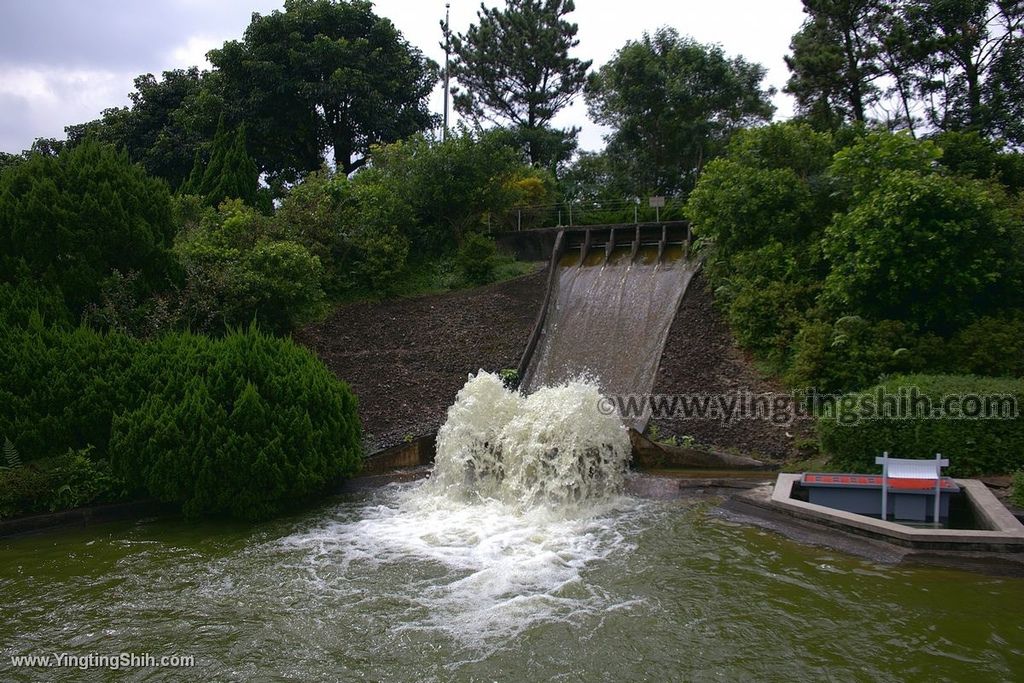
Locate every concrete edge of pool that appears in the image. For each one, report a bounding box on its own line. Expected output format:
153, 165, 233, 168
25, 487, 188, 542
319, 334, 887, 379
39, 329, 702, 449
717, 473, 1024, 576
765, 474, 1024, 550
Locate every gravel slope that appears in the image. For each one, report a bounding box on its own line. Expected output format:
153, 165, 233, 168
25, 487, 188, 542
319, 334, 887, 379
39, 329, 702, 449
298, 267, 807, 459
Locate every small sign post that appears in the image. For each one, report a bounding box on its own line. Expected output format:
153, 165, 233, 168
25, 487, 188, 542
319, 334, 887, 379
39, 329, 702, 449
649, 196, 665, 222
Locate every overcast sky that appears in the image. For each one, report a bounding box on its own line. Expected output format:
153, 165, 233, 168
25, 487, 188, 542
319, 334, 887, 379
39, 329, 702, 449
0, 0, 806, 155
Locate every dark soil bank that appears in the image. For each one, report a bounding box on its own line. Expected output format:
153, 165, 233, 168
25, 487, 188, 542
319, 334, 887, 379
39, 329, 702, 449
651, 272, 811, 460
296, 268, 548, 452
299, 267, 806, 459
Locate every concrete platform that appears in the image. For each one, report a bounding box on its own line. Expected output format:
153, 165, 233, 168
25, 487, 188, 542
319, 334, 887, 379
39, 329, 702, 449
729, 474, 1024, 557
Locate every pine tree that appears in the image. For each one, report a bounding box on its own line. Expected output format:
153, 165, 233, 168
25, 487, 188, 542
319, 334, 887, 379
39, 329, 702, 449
182, 117, 259, 207
451, 0, 590, 165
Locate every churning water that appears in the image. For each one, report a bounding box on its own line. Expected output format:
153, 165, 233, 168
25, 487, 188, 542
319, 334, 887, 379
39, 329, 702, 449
3, 373, 1023, 680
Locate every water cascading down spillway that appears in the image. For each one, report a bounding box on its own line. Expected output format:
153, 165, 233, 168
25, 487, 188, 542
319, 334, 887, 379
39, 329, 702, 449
520, 224, 699, 431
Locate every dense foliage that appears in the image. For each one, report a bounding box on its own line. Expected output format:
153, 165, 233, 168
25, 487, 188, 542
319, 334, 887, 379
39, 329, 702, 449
111, 327, 361, 520
0, 322, 361, 520
0, 321, 141, 463
688, 123, 1024, 391
0, 447, 128, 520
173, 200, 325, 334
819, 375, 1024, 476
0, 139, 176, 313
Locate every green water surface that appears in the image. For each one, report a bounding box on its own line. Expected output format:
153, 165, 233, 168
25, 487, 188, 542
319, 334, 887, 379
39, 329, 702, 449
1, 487, 1021, 682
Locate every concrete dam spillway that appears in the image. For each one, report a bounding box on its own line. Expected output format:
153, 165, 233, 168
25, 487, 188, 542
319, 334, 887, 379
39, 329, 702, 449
521, 225, 699, 430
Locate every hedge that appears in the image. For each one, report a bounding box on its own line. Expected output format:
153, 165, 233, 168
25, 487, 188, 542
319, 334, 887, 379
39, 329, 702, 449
1, 321, 362, 520
110, 327, 362, 520
819, 374, 1024, 476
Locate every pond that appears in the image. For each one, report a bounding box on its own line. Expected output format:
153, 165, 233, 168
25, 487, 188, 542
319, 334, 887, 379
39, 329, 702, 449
3, 480, 1022, 682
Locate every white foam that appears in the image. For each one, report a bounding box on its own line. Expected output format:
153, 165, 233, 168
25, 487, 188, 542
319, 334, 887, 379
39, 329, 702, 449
281, 373, 637, 644
429, 372, 632, 510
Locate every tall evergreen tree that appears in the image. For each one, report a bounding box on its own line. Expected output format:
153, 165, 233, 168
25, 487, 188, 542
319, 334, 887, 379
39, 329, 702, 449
451, 0, 591, 165
784, 0, 885, 128
183, 118, 260, 207
784, 0, 1024, 141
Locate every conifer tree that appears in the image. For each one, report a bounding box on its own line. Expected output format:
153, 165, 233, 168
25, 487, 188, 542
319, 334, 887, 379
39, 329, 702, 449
451, 0, 590, 165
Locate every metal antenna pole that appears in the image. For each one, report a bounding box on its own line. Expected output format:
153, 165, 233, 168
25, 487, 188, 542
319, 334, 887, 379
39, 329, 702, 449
442, 3, 451, 142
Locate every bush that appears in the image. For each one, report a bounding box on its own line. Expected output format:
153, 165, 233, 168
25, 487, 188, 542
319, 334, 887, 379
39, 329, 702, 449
0, 273, 72, 328
819, 374, 1024, 476
2, 322, 362, 521
822, 170, 1017, 330
0, 322, 141, 462
174, 200, 324, 333
0, 448, 128, 519
687, 160, 820, 255
457, 233, 499, 285
110, 326, 361, 520
946, 314, 1024, 378
360, 131, 525, 252
1012, 471, 1024, 508
788, 317, 943, 393
708, 241, 822, 365
0, 139, 175, 312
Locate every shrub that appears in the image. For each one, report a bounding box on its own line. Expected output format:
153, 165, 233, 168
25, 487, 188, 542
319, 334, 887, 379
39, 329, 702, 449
0, 322, 141, 462
687, 160, 820, 255
0, 272, 72, 328
946, 314, 1024, 378
174, 200, 325, 333
0, 139, 175, 312
1012, 471, 1024, 508
709, 241, 822, 365
828, 130, 941, 198
457, 233, 499, 285
788, 317, 943, 393
822, 170, 1017, 330
0, 448, 128, 519
110, 326, 361, 520
348, 225, 411, 294
360, 131, 524, 251
819, 374, 1024, 476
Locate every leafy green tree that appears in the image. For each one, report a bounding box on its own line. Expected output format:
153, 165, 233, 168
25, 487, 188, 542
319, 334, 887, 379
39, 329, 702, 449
451, 0, 590, 166
181, 118, 260, 207
0, 139, 175, 312
559, 151, 635, 205
356, 130, 525, 250
209, 0, 437, 179
84, 68, 224, 190
0, 153, 22, 174
686, 123, 836, 366
586, 27, 775, 196
173, 200, 324, 332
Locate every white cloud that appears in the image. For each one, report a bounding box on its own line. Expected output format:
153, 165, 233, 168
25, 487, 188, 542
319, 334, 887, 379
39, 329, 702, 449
0, 66, 132, 150
1, 0, 807, 154
167, 35, 222, 70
